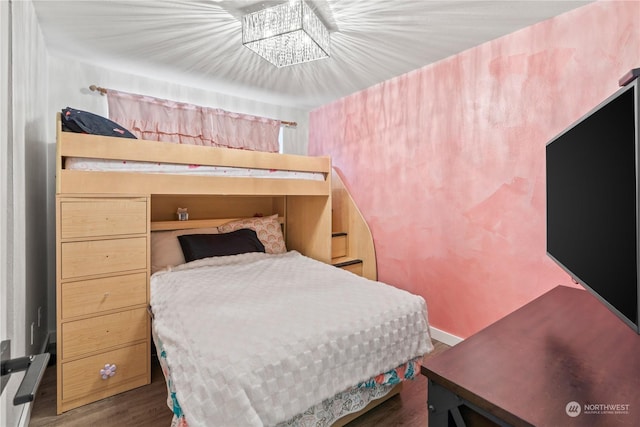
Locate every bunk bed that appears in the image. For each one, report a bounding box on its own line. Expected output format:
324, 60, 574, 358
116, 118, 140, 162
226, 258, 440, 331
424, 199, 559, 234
55, 112, 433, 425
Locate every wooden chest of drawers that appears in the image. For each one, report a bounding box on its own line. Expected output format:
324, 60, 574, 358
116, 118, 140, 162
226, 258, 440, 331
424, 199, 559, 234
56, 196, 151, 413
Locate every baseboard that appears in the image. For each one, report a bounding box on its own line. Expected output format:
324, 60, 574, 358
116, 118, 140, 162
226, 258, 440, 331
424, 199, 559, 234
429, 326, 464, 347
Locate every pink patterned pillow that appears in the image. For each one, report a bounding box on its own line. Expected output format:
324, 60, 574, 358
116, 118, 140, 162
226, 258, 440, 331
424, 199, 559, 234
218, 214, 286, 254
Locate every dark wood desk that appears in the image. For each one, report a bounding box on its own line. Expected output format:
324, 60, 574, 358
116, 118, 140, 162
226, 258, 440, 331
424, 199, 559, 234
421, 286, 639, 426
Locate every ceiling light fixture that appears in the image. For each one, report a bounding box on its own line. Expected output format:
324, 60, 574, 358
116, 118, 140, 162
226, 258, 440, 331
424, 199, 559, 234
242, 0, 330, 68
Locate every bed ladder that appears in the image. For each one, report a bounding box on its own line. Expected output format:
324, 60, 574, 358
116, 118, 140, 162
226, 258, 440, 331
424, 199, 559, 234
331, 169, 377, 280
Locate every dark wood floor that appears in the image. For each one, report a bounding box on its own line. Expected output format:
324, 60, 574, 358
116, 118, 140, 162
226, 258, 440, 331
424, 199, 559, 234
30, 340, 450, 427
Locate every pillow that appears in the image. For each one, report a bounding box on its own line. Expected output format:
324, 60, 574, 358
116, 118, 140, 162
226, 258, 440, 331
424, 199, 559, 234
61, 107, 137, 139
178, 229, 265, 262
151, 227, 219, 273
218, 214, 286, 254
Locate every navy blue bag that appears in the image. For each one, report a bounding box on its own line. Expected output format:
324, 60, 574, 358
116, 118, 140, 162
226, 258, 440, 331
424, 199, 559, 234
61, 107, 137, 139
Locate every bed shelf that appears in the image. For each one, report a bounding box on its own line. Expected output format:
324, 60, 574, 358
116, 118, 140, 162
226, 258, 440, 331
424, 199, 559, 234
150, 217, 284, 231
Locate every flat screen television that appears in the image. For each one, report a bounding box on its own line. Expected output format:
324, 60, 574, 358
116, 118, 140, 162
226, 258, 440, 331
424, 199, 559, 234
546, 76, 640, 334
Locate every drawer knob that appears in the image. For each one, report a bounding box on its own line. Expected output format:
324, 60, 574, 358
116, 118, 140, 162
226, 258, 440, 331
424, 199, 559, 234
99, 363, 117, 380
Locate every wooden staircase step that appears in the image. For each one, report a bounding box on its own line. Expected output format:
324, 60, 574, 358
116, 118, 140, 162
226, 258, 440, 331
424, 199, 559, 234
332, 257, 363, 276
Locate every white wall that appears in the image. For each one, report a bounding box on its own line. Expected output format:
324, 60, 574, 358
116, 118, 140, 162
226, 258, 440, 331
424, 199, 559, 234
13, 0, 50, 358
0, 2, 15, 426
1, 1, 50, 426
46, 58, 311, 154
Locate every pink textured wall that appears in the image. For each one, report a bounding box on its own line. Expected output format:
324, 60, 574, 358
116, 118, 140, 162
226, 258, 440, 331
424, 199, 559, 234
309, 1, 640, 339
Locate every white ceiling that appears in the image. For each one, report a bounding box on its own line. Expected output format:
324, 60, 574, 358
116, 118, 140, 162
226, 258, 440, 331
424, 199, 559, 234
32, 0, 593, 110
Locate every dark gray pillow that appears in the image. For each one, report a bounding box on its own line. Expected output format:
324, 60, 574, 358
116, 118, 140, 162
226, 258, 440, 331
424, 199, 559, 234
178, 228, 265, 262
61, 107, 137, 139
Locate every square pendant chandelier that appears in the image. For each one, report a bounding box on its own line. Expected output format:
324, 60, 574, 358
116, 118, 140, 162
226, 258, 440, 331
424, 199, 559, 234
242, 0, 330, 68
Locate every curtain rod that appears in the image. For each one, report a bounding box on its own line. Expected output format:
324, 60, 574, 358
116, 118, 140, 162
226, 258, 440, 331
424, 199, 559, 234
88, 85, 297, 128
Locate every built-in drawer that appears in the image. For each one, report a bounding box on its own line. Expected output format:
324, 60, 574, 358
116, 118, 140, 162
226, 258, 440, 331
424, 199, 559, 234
61, 273, 147, 319
61, 237, 147, 279
60, 198, 147, 239
61, 341, 148, 402
62, 308, 148, 359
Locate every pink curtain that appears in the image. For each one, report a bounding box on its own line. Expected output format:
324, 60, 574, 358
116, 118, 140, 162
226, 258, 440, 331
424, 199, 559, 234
106, 89, 281, 152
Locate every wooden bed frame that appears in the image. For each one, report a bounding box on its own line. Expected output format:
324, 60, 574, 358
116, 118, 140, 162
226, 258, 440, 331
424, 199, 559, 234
55, 113, 399, 422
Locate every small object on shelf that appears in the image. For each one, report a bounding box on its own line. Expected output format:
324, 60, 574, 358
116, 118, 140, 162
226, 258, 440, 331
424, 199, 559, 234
177, 207, 189, 221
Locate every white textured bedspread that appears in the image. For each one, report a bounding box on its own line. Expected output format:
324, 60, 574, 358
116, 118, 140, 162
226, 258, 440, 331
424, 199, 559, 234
151, 251, 433, 427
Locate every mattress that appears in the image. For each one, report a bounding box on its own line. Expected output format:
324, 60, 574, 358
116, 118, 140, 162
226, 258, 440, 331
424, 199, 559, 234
65, 157, 325, 181
150, 251, 433, 427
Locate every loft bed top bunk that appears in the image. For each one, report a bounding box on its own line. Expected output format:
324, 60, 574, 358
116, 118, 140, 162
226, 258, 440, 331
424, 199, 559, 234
55, 113, 331, 197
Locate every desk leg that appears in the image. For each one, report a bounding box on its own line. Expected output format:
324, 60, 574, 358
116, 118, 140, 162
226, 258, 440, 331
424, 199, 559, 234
427, 379, 515, 427
427, 379, 467, 427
